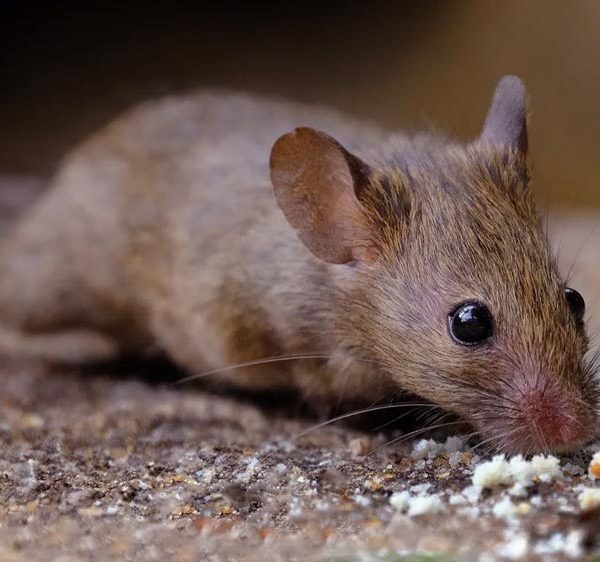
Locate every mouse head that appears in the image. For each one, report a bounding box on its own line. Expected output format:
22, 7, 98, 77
270, 76, 599, 454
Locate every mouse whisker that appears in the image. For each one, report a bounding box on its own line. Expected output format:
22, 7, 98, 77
291, 402, 441, 442
370, 406, 442, 433
468, 427, 520, 455
366, 420, 467, 457
174, 353, 334, 384
565, 221, 600, 281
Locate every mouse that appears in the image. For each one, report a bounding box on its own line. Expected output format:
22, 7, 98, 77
0, 75, 597, 455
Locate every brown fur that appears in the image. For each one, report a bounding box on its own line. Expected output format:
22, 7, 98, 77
0, 78, 596, 454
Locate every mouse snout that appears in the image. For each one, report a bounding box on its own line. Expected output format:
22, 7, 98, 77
501, 373, 598, 453
518, 387, 587, 447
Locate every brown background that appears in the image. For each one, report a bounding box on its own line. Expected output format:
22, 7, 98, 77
2, 1, 600, 208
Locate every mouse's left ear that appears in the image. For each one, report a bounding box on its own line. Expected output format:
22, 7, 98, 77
479, 75, 528, 156
270, 127, 375, 264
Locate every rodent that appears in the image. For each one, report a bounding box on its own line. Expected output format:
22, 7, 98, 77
0, 75, 597, 455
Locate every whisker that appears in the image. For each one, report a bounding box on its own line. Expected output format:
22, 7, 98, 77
371, 407, 439, 432
367, 420, 466, 457
292, 403, 440, 441
565, 220, 600, 281
468, 428, 519, 454
174, 354, 333, 384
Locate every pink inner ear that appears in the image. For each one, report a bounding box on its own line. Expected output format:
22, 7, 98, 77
270, 127, 373, 265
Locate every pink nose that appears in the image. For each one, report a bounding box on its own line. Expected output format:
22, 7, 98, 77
521, 389, 585, 447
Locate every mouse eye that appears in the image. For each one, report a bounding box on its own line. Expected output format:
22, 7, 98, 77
565, 287, 585, 325
448, 301, 494, 346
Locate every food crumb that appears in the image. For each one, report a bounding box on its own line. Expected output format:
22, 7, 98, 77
529, 454, 562, 482
389, 491, 411, 512
472, 455, 511, 488
492, 496, 517, 520
349, 437, 371, 457
497, 532, 529, 559
407, 494, 443, 516
578, 487, 600, 511
588, 451, 600, 479
353, 494, 371, 507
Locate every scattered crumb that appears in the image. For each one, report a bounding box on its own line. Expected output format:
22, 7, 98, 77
529, 454, 562, 482
578, 487, 600, 511
473, 453, 562, 489
389, 491, 411, 512
492, 496, 517, 520
406, 494, 443, 516
497, 532, 529, 559
589, 451, 600, 479
472, 455, 512, 488
349, 437, 371, 457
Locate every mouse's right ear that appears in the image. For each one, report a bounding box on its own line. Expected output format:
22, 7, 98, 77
479, 75, 528, 156
270, 127, 374, 264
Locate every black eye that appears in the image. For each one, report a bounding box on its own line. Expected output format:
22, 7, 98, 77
448, 301, 494, 346
565, 287, 585, 325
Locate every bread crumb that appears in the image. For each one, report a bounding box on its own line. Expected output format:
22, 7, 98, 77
353, 494, 371, 507
407, 494, 443, 516
389, 491, 411, 512
410, 439, 441, 460
530, 454, 562, 482
349, 437, 371, 457
508, 482, 527, 497
410, 436, 467, 461
516, 502, 532, 515
533, 531, 582, 558
497, 533, 529, 559
578, 487, 600, 511
461, 485, 482, 504
389, 490, 443, 516
492, 496, 517, 520
588, 451, 600, 479
472, 453, 562, 489
472, 455, 511, 488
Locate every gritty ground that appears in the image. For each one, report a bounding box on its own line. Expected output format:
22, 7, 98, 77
0, 179, 599, 562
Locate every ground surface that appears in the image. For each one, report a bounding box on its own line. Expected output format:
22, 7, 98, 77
0, 179, 599, 561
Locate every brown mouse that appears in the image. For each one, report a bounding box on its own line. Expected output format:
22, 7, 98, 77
0, 75, 597, 454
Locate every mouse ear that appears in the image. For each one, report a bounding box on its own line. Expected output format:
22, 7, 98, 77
479, 75, 528, 155
270, 127, 374, 264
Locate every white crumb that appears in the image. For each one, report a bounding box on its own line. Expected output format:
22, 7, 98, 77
461, 485, 482, 504
409, 483, 432, 494
448, 493, 468, 506
564, 530, 585, 559
492, 496, 518, 520
472, 455, 512, 488
406, 494, 443, 516
497, 532, 529, 559
410, 439, 442, 460
389, 491, 411, 512
443, 435, 466, 453
533, 531, 583, 558
410, 436, 467, 461
578, 487, 600, 510
456, 506, 480, 518
473, 453, 561, 489
508, 482, 528, 497
530, 454, 562, 482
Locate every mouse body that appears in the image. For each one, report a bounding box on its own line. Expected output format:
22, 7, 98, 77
0, 77, 597, 454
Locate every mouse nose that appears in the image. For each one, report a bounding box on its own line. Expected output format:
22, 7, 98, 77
520, 387, 587, 448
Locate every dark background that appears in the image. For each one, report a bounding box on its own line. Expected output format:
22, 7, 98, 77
2, 1, 600, 207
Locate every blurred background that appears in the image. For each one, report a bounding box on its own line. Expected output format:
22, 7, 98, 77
1, 1, 600, 208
